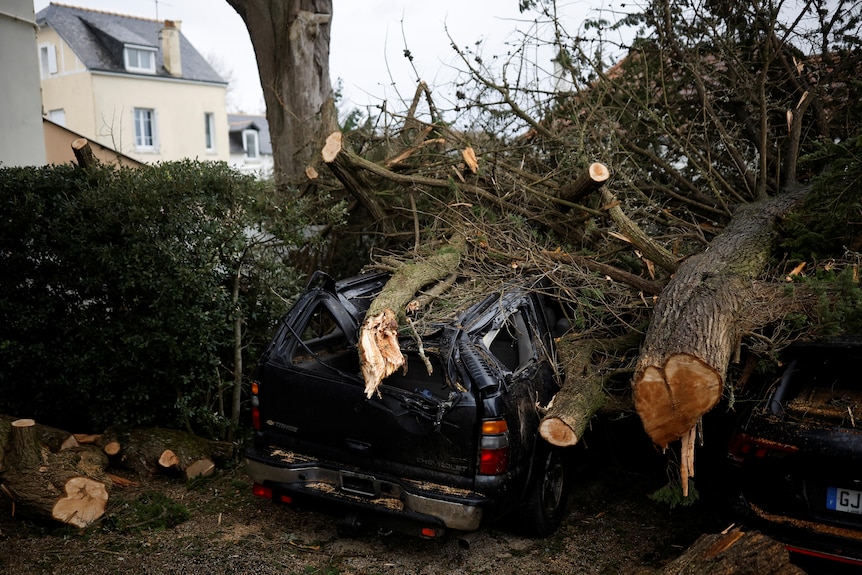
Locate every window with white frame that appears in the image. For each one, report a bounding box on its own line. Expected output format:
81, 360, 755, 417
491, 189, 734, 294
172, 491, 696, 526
39, 43, 58, 78
204, 113, 216, 152
133, 108, 157, 150
243, 129, 259, 161
124, 45, 156, 73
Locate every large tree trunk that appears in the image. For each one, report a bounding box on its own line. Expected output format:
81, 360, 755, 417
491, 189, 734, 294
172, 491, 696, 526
227, 0, 338, 186
633, 187, 810, 494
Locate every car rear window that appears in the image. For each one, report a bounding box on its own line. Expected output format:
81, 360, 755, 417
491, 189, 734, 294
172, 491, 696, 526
781, 350, 862, 425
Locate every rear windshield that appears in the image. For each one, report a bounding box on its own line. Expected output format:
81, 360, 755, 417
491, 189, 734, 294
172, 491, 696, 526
779, 349, 862, 424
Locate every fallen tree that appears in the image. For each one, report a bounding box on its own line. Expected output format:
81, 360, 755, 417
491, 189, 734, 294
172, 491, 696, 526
632, 188, 811, 494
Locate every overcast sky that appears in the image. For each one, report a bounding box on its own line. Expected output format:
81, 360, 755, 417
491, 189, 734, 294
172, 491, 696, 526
32, 1, 597, 115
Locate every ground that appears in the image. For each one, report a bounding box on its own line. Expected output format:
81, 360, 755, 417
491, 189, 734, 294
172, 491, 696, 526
0, 418, 728, 575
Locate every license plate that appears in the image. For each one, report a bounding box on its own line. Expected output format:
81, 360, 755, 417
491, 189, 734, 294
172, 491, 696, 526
827, 487, 862, 514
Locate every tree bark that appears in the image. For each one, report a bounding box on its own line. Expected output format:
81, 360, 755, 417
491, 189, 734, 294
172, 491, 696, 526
559, 162, 610, 204
101, 427, 233, 480
226, 0, 338, 186
322, 132, 392, 231
360, 237, 465, 398
0, 419, 111, 528
633, 187, 810, 494
540, 332, 642, 446
71, 138, 97, 170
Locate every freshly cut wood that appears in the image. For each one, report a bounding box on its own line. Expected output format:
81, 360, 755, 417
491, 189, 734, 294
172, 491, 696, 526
0, 415, 79, 456
633, 188, 810, 495
7, 419, 42, 468
51, 477, 109, 528
660, 527, 805, 574
73, 433, 102, 445
359, 237, 464, 398
103, 427, 233, 480
185, 458, 216, 479
159, 449, 180, 469
539, 332, 641, 447
559, 162, 610, 204
0, 419, 111, 528
71, 138, 97, 170
102, 440, 121, 457
321, 131, 391, 232
633, 354, 721, 448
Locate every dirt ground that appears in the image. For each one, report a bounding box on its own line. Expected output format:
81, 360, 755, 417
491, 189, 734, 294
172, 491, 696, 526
0, 419, 730, 575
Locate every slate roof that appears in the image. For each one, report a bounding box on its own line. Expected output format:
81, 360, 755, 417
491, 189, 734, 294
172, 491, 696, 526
228, 114, 273, 155
36, 3, 225, 85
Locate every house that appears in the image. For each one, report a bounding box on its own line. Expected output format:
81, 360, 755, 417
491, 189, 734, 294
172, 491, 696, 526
1, 0, 46, 166
228, 113, 273, 178
35, 3, 229, 164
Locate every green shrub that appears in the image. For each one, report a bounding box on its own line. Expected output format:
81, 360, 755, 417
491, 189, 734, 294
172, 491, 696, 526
0, 161, 306, 435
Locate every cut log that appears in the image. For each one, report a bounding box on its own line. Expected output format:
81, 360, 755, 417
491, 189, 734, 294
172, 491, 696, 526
103, 427, 233, 480
633, 188, 810, 495
0, 419, 111, 528
71, 137, 98, 170
7, 419, 42, 469
102, 440, 121, 457
321, 131, 391, 231
558, 162, 610, 204
539, 332, 642, 447
660, 527, 806, 574
359, 237, 465, 398
0, 415, 79, 457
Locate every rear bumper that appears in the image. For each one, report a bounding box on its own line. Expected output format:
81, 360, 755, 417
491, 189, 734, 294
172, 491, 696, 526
245, 446, 488, 532
737, 498, 862, 567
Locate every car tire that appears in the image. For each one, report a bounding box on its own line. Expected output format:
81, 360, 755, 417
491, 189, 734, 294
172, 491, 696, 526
520, 445, 568, 537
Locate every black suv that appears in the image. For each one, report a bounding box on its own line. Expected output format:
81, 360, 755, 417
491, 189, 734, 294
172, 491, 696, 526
245, 270, 571, 538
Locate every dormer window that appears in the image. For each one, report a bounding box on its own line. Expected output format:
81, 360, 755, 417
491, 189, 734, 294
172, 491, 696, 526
124, 45, 156, 73
243, 129, 259, 161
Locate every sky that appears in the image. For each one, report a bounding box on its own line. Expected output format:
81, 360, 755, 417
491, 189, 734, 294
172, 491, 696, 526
31, 1, 599, 115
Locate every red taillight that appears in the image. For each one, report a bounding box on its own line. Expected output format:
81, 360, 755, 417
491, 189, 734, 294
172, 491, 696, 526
420, 526, 441, 539
479, 418, 509, 475
252, 482, 272, 499
728, 433, 798, 463
479, 447, 509, 475
251, 381, 261, 430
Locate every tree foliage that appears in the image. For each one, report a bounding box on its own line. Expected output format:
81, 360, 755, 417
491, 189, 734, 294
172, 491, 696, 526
0, 161, 318, 436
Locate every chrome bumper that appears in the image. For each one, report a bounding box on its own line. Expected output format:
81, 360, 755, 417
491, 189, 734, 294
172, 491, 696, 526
245, 455, 486, 531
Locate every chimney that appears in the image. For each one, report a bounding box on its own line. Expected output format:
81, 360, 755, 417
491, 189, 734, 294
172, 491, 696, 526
160, 20, 182, 77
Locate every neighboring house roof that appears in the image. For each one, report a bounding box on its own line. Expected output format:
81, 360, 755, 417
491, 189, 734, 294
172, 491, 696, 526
35, 3, 225, 85
43, 117, 142, 167
228, 113, 273, 155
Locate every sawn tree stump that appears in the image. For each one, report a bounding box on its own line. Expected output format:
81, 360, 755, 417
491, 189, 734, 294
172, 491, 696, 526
0, 419, 110, 528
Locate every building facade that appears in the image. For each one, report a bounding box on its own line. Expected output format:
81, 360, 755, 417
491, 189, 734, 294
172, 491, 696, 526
36, 3, 229, 164
1, 0, 46, 166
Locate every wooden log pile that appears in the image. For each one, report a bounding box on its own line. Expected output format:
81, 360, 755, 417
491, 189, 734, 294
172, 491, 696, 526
0, 415, 234, 529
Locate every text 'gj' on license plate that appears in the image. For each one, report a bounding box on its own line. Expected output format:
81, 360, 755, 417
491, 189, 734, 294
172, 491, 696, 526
827, 486, 862, 514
